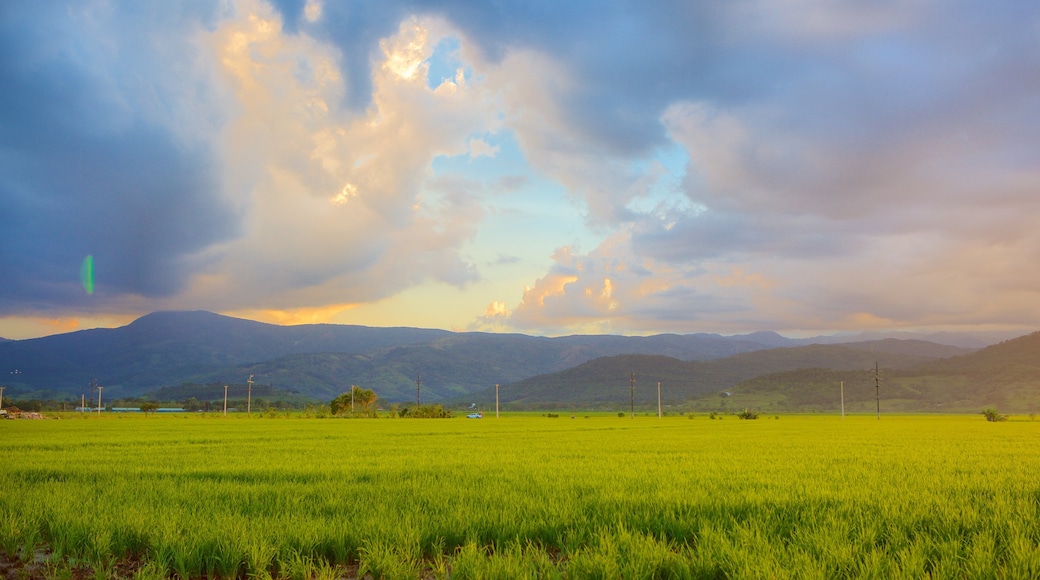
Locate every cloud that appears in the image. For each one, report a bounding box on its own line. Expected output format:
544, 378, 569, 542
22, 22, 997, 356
0, 2, 235, 314
467, 138, 499, 159
492, 0, 1040, 335
505, 233, 775, 335
4, 0, 1040, 338
1, 2, 500, 320
170, 7, 497, 311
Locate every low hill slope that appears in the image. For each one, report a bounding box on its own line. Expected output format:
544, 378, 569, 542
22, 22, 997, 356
178, 333, 779, 404
477, 342, 942, 408
913, 331, 1040, 377
687, 332, 1040, 413
839, 339, 972, 359
220, 344, 545, 402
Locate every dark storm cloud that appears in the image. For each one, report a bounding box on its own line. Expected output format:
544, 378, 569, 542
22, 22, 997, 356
0, 2, 235, 313
277, 0, 763, 155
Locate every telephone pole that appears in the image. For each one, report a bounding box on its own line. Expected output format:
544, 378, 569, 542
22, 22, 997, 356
416, 373, 422, 406
247, 374, 254, 416
96, 385, 103, 415
89, 378, 98, 413
495, 383, 500, 418
657, 381, 662, 419
223, 384, 229, 417
874, 362, 881, 420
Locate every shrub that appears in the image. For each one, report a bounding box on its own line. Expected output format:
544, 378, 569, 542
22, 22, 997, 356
982, 408, 1007, 422
401, 404, 453, 418
737, 408, 760, 420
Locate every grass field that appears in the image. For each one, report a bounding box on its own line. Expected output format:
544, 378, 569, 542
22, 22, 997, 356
2, 413, 1039, 578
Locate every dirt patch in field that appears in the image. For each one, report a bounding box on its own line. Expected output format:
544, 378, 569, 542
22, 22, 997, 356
0, 551, 395, 580
2, 412, 49, 420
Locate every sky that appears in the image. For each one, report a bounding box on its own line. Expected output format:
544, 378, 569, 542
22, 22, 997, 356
2, 0, 1039, 340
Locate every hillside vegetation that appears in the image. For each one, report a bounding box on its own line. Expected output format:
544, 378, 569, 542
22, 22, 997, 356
0, 311, 837, 402
3, 310, 1032, 410
477, 342, 951, 408
685, 332, 1040, 413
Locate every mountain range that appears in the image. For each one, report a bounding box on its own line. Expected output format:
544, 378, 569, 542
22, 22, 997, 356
470, 340, 969, 407
0, 311, 1032, 412
489, 333, 1039, 413
0, 311, 805, 400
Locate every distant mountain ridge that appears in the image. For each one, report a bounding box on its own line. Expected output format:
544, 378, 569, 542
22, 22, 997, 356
473, 341, 970, 408
0, 310, 1024, 405
0, 311, 794, 400
483, 334, 1038, 412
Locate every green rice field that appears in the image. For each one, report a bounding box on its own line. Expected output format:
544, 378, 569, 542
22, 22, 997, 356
2, 413, 1039, 578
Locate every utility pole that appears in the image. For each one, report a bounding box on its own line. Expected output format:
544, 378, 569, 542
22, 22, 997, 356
96, 385, 103, 415
840, 381, 845, 419
630, 372, 635, 419
416, 373, 422, 406
0, 385, 4, 413
223, 384, 229, 417
874, 362, 881, 420
657, 381, 662, 419
89, 378, 98, 413
247, 374, 254, 417
81, 394, 85, 414
351, 385, 356, 414
495, 383, 500, 418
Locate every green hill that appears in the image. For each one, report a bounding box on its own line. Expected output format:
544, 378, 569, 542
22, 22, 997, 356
837, 338, 971, 359
490, 355, 694, 408
473, 342, 944, 409
685, 332, 1040, 413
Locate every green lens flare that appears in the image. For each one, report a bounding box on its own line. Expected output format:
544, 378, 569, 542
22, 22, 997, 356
80, 254, 95, 295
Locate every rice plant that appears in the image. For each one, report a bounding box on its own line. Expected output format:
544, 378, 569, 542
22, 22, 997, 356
0, 413, 1038, 577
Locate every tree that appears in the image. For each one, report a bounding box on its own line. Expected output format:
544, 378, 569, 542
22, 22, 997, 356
737, 408, 760, 420
401, 404, 452, 418
331, 386, 378, 417
140, 402, 160, 416
982, 408, 1007, 422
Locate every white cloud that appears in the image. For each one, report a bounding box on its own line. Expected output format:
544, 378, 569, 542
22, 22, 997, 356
304, 0, 322, 23
169, 3, 500, 312
467, 138, 499, 158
